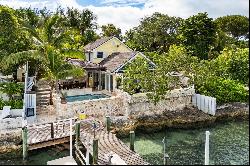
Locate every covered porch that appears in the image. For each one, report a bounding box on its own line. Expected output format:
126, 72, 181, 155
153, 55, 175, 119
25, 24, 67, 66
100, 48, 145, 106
62, 59, 117, 92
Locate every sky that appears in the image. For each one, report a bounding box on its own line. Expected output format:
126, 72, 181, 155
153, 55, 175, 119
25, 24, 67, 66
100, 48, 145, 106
0, 0, 249, 34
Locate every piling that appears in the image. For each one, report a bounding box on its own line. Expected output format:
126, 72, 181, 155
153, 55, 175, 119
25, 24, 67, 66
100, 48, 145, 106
75, 122, 80, 147
162, 137, 169, 165
50, 123, 54, 139
205, 131, 210, 165
22, 126, 28, 160
130, 131, 135, 151
105, 116, 111, 132
93, 138, 98, 165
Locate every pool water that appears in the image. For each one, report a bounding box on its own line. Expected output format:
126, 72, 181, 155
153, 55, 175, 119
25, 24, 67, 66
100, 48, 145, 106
66, 94, 110, 102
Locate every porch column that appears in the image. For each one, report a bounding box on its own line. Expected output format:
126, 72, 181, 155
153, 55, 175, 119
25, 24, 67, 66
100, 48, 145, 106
113, 74, 117, 90
105, 73, 107, 90
108, 74, 111, 92
98, 70, 101, 90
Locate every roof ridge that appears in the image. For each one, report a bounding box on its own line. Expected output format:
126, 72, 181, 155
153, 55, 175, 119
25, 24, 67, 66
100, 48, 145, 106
84, 36, 113, 51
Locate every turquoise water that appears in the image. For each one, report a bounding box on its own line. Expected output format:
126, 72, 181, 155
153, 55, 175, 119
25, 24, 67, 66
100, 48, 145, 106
0, 120, 248, 165
66, 94, 110, 102
121, 120, 249, 165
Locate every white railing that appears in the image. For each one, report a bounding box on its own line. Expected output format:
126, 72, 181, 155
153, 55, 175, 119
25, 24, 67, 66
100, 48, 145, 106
192, 94, 216, 115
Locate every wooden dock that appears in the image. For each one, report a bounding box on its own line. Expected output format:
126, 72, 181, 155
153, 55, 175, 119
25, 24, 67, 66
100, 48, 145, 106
26, 118, 77, 150
23, 117, 149, 165
77, 119, 150, 165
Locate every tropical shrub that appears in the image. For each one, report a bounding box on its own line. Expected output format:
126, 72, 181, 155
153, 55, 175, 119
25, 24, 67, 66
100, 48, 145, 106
0, 82, 24, 100
196, 77, 248, 104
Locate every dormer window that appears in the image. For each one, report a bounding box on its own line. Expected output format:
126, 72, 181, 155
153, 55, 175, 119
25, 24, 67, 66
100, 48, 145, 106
97, 52, 104, 58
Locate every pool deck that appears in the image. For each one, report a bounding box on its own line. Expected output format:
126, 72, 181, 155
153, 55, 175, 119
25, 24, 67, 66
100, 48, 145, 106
47, 156, 77, 165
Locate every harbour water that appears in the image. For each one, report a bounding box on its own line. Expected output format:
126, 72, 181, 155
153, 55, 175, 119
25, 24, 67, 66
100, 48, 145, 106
0, 120, 248, 165
121, 120, 249, 165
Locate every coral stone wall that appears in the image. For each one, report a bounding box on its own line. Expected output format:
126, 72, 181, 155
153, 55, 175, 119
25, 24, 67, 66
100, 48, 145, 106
67, 96, 126, 118
127, 87, 195, 118
65, 87, 195, 120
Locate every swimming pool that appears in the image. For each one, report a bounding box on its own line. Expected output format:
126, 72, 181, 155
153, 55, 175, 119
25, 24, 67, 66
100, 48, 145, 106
66, 94, 110, 102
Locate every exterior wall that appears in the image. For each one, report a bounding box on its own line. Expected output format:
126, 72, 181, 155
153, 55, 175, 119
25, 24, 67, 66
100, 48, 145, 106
62, 87, 195, 120
16, 68, 25, 82
127, 87, 195, 118
0, 117, 22, 130
67, 96, 126, 119
92, 38, 131, 64
61, 88, 93, 96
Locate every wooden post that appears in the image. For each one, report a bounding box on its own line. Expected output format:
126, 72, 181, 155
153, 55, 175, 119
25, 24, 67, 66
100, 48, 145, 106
106, 116, 111, 132
70, 118, 73, 157
162, 137, 169, 165
50, 123, 54, 139
75, 122, 80, 147
93, 138, 98, 165
86, 136, 90, 165
205, 131, 210, 165
130, 131, 135, 151
22, 126, 28, 160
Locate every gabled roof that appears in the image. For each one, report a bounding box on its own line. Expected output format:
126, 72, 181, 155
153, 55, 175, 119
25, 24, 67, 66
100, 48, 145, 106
84, 36, 113, 51
99, 52, 137, 73
66, 58, 106, 70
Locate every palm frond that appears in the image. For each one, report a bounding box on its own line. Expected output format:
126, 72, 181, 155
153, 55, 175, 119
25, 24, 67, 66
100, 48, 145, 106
0, 50, 44, 71
61, 49, 85, 60
21, 23, 44, 45
56, 63, 84, 79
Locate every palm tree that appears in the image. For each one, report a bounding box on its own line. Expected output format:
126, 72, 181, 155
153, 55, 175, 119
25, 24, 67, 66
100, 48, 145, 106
1, 13, 85, 94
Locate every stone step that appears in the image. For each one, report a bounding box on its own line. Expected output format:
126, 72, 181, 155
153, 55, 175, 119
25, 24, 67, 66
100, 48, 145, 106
36, 88, 51, 92
36, 99, 50, 103
36, 94, 50, 98
37, 102, 50, 106
36, 91, 51, 96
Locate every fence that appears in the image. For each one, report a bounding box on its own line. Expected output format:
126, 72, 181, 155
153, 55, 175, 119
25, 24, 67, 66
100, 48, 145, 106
192, 94, 216, 115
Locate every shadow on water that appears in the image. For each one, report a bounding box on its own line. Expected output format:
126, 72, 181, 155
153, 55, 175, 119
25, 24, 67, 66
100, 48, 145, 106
121, 120, 249, 165
0, 147, 69, 165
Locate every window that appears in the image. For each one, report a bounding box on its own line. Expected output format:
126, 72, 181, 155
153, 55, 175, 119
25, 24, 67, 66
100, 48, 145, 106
97, 52, 103, 58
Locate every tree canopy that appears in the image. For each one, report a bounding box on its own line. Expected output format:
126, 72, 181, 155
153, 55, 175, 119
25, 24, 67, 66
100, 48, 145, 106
101, 23, 122, 40
124, 12, 183, 53
178, 12, 217, 60
214, 15, 249, 40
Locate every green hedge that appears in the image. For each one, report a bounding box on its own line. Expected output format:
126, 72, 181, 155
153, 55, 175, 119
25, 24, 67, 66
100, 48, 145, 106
196, 77, 248, 104
0, 98, 23, 110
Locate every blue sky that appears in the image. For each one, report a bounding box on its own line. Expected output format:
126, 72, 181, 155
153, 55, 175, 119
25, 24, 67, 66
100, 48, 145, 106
76, 0, 145, 8
0, 0, 248, 34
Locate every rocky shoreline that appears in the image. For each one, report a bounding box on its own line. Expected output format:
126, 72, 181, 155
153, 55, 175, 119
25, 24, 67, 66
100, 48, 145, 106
111, 102, 249, 137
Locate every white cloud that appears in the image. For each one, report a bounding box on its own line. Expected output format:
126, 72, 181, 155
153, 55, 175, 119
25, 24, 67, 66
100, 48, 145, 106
0, 0, 248, 34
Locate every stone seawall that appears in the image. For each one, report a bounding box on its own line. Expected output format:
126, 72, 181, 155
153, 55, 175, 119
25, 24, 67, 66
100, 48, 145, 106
127, 87, 195, 119
0, 129, 22, 159
62, 87, 195, 120
111, 102, 249, 137
67, 96, 126, 118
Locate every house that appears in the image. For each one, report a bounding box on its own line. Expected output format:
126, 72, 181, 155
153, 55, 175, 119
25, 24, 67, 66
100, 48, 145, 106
66, 36, 155, 92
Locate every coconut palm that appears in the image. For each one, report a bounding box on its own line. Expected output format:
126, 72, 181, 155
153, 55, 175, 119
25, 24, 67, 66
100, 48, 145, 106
1, 13, 85, 94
